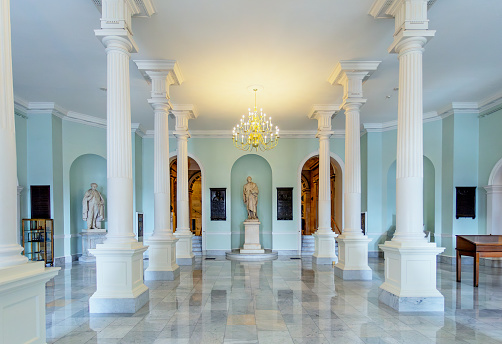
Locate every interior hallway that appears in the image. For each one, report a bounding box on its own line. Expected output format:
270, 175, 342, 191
45, 257, 502, 344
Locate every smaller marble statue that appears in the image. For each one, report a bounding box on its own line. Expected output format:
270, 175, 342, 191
82, 183, 105, 229
243, 176, 259, 220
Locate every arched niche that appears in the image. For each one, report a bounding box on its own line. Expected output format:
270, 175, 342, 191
485, 158, 502, 235
69, 154, 107, 253
386, 156, 435, 240
297, 151, 344, 251
231, 154, 272, 249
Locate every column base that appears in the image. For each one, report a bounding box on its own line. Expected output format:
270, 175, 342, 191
379, 240, 445, 312
378, 288, 444, 312
175, 231, 195, 266
312, 231, 338, 265
89, 242, 149, 313
144, 237, 179, 281
0, 261, 60, 344
89, 288, 150, 314
334, 234, 372, 280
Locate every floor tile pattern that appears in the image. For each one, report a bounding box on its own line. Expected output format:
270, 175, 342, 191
45, 257, 502, 343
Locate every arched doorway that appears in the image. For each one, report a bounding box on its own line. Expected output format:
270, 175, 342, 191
298, 152, 343, 253
170, 157, 202, 238
301, 156, 337, 235
485, 158, 502, 235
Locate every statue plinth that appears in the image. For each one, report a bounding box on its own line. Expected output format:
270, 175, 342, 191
240, 220, 264, 254
79, 229, 107, 263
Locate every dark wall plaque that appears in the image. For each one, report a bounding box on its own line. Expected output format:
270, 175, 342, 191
277, 187, 293, 221
210, 188, 226, 221
31, 185, 51, 219
456, 187, 476, 219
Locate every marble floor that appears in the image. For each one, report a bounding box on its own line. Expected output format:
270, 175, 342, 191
45, 256, 502, 344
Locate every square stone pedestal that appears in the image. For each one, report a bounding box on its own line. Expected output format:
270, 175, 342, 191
335, 234, 372, 280
379, 240, 445, 312
0, 262, 59, 344
240, 220, 264, 254
312, 231, 338, 264
89, 242, 149, 313
175, 231, 195, 265
79, 229, 107, 263
144, 237, 180, 280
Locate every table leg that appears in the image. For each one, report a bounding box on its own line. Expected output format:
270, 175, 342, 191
474, 252, 480, 287
456, 250, 461, 282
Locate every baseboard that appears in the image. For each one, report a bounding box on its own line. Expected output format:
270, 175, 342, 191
54, 253, 81, 266
277, 250, 301, 255
204, 250, 227, 255
368, 251, 384, 258
437, 254, 502, 267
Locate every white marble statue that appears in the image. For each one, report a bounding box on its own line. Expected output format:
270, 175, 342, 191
82, 183, 105, 229
243, 176, 259, 220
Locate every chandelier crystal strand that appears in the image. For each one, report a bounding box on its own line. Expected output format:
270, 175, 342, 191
232, 89, 279, 151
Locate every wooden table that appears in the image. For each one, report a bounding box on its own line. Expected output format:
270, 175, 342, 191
456, 235, 502, 287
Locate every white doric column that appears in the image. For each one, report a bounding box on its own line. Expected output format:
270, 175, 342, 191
329, 61, 380, 280
370, 0, 444, 311
172, 105, 199, 265
135, 60, 183, 280
0, 0, 59, 342
89, 0, 155, 314
308, 106, 339, 264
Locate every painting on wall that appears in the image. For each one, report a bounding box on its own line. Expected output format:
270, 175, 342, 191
277, 187, 293, 220
210, 188, 226, 221
31, 185, 51, 219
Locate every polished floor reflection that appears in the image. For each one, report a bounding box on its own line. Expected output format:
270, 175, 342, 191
46, 257, 502, 343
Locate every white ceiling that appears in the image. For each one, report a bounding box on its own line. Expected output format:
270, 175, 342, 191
10, 0, 502, 131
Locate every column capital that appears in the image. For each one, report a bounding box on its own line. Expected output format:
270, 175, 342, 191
329, 61, 380, 109
308, 105, 339, 137
134, 60, 184, 106
171, 105, 198, 137
369, 0, 435, 53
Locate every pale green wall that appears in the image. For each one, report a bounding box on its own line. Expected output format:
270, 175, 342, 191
441, 113, 480, 256
478, 109, 502, 235
361, 133, 368, 213
15, 115, 29, 221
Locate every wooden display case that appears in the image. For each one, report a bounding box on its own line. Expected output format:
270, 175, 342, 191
22, 218, 54, 266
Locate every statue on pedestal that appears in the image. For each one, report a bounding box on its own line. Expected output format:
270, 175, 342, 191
82, 183, 105, 230
243, 176, 259, 220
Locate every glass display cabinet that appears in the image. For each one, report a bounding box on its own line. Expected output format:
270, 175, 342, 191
21, 218, 54, 266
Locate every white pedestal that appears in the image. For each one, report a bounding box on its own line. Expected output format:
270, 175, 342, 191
0, 262, 59, 344
335, 234, 372, 280
79, 229, 107, 263
174, 231, 195, 265
240, 220, 264, 254
89, 243, 149, 313
145, 237, 180, 280
379, 241, 445, 312
312, 231, 338, 264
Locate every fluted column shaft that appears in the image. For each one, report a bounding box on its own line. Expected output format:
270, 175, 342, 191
393, 37, 428, 243
343, 103, 362, 235
317, 133, 332, 234
0, 0, 28, 267
176, 134, 190, 234
153, 104, 174, 238
103, 36, 136, 244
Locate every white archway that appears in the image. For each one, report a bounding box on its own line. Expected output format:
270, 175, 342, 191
297, 151, 345, 252
485, 157, 502, 235
169, 152, 207, 251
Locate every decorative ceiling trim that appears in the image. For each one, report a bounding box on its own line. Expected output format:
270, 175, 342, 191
364, 111, 439, 133
307, 104, 341, 119
134, 59, 184, 85
170, 104, 199, 119
91, 0, 156, 17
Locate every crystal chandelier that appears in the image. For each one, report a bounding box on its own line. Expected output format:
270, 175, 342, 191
232, 88, 279, 151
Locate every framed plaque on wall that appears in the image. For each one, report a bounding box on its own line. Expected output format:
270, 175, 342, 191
455, 186, 476, 219
31, 185, 51, 219
277, 187, 293, 221
456, 187, 476, 219
210, 188, 226, 221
